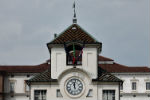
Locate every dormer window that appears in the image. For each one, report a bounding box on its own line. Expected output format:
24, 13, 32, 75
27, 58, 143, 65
64, 43, 84, 65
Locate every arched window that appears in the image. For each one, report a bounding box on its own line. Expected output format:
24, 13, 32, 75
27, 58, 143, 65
64, 43, 84, 65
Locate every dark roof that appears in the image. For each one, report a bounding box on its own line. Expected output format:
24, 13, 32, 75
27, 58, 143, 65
27, 70, 57, 83
99, 55, 114, 61
0, 63, 49, 73
96, 73, 122, 82
0, 56, 149, 73
28, 68, 122, 83
48, 24, 101, 44
92, 67, 123, 82
99, 63, 150, 73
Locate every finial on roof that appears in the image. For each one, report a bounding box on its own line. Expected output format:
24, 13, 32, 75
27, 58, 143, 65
73, 1, 77, 24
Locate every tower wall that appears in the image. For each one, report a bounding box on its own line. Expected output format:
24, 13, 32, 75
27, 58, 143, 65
51, 47, 97, 79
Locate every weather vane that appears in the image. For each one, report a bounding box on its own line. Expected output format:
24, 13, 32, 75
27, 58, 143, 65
73, 1, 77, 23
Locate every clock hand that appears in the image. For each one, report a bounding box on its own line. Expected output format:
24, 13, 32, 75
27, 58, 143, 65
73, 82, 76, 89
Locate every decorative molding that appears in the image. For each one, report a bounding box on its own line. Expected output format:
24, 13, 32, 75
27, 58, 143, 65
112, 73, 150, 75
130, 78, 139, 82
144, 79, 150, 82
120, 92, 150, 95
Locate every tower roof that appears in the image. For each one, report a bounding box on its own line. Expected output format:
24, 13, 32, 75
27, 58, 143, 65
48, 24, 101, 44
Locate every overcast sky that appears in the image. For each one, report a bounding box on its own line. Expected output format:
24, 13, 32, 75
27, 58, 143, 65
0, 0, 149, 67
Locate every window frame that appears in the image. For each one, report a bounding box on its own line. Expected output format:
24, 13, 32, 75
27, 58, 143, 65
130, 78, 138, 92
34, 90, 47, 100
86, 89, 93, 97
56, 89, 63, 98
120, 83, 123, 91
132, 82, 137, 90
66, 44, 83, 66
146, 82, 150, 90
9, 80, 16, 93
66, 52, 82, 65
24, 80, 30, 93
102, 90, 115, 100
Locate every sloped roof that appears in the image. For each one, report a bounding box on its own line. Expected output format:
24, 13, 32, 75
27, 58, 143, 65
92, 67, 123, 82
97, 73, 122, 82
0, 56, 149, 73
27, 70, 57, 83
0, 62, 49, 73
48, 24, 101, 44
28, 68, 122, 83
99, 55, 114, 61
99, 63, 150, 73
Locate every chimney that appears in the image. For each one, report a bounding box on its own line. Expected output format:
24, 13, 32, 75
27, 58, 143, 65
54, 33, 57, 38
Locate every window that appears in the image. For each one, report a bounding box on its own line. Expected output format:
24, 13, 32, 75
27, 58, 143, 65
65, 44, 84, 65
56, 89, 62, 97
120, 83, 123, 90
10, 81, 15, 93
146, 82, 150, 90
24, 81, 30, 92
132, 82, 136, 90
86, 89, 93, 97
34, 90, 46, 100
103, 90, 115, 100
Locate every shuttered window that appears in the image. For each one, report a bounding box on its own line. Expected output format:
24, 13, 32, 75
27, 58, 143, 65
132, 82, 136, 90
34, 90, 46, 100
146, 82, 150, 90
103, 90, 115, 100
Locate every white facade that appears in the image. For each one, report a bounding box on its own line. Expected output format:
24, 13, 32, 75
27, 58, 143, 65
45, 37, 121, 100
51, 47, 97, 79
30, 68, 119, 100
4, 73, 36, 100
3, 71, 150, 100
4, 70, 150, 100
114, 73, 150, 100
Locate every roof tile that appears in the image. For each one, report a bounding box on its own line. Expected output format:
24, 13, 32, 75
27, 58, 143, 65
0, 56, 149, 73
99, 63, 150, 73
49, 24, 101, 44
99, 56, 114, 61
27, 70, 52, 82
0, 63, 49, 73
97, 73, 122, 82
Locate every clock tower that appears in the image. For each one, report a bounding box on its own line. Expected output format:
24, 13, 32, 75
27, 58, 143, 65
46, 23, 102, 98
47, 23, 102, 80
28, 19, 121, 100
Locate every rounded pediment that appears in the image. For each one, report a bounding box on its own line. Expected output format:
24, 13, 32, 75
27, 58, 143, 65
58, 68, 91, 83
58, 68, 92, 99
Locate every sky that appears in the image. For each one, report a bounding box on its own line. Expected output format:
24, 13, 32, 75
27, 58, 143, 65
0, 0, 149, 67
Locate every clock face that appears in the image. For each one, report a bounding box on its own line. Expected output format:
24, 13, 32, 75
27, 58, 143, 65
66, 78, 83, 95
